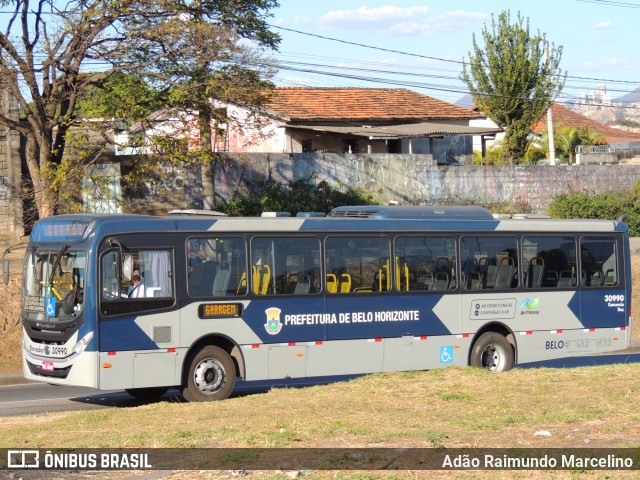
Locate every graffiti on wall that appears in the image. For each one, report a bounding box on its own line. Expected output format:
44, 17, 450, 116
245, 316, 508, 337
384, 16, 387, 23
134, 162, 202, 213
209, 153, 640, 214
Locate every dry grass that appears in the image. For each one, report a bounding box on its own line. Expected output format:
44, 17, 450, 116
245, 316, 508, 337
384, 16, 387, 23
2, 365, 640, 479
3, 365, 640, 450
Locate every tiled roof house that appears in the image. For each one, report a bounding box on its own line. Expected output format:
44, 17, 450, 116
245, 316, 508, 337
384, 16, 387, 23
266, 87, 483, 123
471, 102, 640, 155
532, 103, 640, 145
223, 87, 501, 164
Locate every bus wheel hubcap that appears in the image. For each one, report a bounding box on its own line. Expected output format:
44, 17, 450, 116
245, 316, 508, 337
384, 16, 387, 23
481, 345, 504, 371
194, 359, 225, 393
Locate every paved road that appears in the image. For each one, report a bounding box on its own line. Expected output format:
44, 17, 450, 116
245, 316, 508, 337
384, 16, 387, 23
0, 383, 183, 417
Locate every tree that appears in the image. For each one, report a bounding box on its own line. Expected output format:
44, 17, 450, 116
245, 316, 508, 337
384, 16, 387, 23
76, 73, 164, 123
461, 11, 566, 164
554, 126, 581, 164
0, 0, 280, 219
528, 125, 606, 164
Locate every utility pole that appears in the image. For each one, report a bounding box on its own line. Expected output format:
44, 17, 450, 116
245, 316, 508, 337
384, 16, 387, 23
544, 47, 556, 166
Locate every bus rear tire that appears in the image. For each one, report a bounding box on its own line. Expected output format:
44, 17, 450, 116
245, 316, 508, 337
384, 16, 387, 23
125, 387, 169, 399
182, 345, 236, 402
470, 332, 514, 372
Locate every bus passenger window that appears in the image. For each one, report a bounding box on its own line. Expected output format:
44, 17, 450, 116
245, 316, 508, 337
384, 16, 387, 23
394, 236, 456, 292
460, 236, 518, 290
521, 236, 576, 289
325, 237, 390, 294
580, 237, 618, 287
187, 237, 246, 297
250, 237, 320, 295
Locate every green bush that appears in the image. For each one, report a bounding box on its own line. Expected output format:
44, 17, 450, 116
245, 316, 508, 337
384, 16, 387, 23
222, 177, 378, 217
547, 180, 640, 236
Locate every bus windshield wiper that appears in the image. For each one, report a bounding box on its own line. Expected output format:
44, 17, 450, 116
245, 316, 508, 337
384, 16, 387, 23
48, 244, 69, 286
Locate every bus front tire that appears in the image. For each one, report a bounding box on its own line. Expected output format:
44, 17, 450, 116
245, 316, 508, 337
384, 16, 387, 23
125, 387, 169, 399
470, 332, 514, 372
182, 345, 236, 402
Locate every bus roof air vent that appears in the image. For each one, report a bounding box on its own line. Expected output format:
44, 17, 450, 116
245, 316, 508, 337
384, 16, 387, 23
168, 209, 227, 216
328, 205, 494, 220
328, 209, 379, 218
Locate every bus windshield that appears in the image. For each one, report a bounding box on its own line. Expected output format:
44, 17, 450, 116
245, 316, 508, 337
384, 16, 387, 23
23, 247, 86, 323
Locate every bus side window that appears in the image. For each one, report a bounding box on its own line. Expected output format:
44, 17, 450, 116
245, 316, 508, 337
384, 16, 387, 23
580, 237, 618, 287
187, 237, 247, 298
100, 248, 175, 316
460, 236, 518, 290
325, 236, 390, 294
395, 236, 456, 292
521, 236, 576, 289
250, 237, 320, 296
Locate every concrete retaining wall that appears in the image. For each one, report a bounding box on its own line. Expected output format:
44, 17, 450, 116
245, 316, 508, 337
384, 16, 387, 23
212, 153, 640, 214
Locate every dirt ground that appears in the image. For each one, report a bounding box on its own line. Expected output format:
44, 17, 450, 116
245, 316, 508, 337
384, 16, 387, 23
2, 256, 640, 373
0, 269, 22, 372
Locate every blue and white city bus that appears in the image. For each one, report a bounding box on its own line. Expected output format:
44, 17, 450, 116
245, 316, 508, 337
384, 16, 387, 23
14, 206, 631, 401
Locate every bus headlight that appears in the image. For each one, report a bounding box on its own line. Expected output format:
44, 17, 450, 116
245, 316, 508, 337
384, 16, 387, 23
74, 331, 94, 355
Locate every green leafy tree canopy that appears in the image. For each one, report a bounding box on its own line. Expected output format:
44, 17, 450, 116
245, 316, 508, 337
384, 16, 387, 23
0, 0, 280, 220
461, 10, 566, 165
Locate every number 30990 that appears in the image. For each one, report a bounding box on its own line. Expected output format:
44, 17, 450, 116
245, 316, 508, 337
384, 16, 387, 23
604, 294, 624, 302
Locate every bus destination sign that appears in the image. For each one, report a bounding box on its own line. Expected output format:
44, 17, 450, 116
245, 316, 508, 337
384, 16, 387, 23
199, 303, 243, 319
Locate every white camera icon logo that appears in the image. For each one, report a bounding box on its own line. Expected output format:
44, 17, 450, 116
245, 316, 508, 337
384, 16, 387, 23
7, 450, 40, 468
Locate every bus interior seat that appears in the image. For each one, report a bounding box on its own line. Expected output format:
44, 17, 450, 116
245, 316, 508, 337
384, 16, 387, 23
493, 258, 514, 289
485, 263, 497, 288
468, 271, 482, 290
545, 270, 558, 287
432, 272, 449, 291
415, 268, 433, 290
557, 270, 575, 287
188, 261, 217, 296
253, 265, 271, 295
589, 270, 602, 287
326, 273, 337, 293
603, 268, 616, 285
293, 274, 311, 294
326, 271, 351, 293
339, 273, 351, 292
527, 257, 544, 288
212, 268, 231, 296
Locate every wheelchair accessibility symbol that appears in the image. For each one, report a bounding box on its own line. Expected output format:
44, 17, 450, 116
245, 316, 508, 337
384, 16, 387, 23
440, 345, 453, 364
45, 296, 57, 317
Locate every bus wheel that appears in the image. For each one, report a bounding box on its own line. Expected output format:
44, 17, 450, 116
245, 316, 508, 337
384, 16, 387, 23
470, 332, 514, 372
125, 387, 169, 399
182, 346, 236, 402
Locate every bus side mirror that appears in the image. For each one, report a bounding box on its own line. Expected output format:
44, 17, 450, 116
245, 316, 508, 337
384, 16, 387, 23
3, 258, 9, 285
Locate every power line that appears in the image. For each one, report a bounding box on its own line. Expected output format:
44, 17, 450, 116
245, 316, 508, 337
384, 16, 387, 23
575, 0, 640, 8
269, 24, 463, 65
274, 59, 640, 96
274, 64, 640, 111
269, 24, 640, 86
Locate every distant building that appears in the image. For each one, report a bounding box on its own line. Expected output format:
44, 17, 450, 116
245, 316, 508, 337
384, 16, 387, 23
579, 84, 612, 108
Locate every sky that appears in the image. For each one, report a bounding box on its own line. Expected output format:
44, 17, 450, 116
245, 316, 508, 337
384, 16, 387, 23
268, 0, 640, 106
